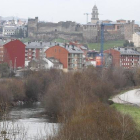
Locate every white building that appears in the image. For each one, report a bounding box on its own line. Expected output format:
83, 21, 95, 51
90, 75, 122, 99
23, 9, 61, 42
3, 26, 17, 36
133, 32, 140, 47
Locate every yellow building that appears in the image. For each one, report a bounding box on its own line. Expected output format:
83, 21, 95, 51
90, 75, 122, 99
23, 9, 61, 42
133, 32, 140, 47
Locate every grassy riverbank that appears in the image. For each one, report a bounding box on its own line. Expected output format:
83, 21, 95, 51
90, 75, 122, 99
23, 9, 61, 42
112, 103, 140, 128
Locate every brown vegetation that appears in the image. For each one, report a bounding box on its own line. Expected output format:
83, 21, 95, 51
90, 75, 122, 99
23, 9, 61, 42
1, 67, 140, 139
49, 102, 140, 140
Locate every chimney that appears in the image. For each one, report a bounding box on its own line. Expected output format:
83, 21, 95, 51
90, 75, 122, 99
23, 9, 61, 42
72, 44, 74, 49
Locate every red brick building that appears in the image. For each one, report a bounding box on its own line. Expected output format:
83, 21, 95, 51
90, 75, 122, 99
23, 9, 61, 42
45, 45, 83, 71
3, 39, 25, 69
104, 48, 140, 69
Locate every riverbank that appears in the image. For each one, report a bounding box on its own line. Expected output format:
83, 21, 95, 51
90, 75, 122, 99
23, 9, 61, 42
112, 103, 140, 128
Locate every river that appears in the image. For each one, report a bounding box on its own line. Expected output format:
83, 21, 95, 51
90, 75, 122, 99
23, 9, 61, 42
0, 103, 59, 140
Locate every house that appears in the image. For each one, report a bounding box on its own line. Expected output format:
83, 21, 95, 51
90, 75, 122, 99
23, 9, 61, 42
104, 47, 140, 69
47, 57, 63, 69
28, 59, 48, 70
45, 44, 83, 71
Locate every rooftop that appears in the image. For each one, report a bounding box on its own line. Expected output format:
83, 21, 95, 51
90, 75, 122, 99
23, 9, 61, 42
0, 39, 11, 46
25, 41, 83, 54
114, 47, 140, 55
136, 32, 140, 35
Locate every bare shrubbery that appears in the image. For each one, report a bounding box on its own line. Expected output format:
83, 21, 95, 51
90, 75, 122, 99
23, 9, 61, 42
1, 67, 140, 140
42, 68, 115, 118
49, 102, 140, 140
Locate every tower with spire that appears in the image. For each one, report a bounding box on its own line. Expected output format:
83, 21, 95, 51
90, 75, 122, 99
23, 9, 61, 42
91, 5, 99, 24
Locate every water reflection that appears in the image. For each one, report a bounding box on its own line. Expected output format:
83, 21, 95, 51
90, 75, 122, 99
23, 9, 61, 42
0, 103, 58, 140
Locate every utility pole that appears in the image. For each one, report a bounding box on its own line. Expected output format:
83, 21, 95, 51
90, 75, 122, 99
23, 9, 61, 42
84, 13, 91, 24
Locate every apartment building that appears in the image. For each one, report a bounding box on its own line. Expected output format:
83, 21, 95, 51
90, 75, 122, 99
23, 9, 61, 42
45, 44, 83, 71
104, 47, 140, 69
3, 39, 25, 68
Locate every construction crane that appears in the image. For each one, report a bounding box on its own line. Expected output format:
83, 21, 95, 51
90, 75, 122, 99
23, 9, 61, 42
84, 13, 91, 24
100, 23, 113, 66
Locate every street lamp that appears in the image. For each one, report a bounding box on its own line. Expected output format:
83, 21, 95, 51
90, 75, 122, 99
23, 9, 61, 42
14, 57, 17, 73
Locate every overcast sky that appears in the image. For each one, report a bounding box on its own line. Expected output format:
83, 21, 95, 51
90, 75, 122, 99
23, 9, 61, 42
0, 0, 140, 24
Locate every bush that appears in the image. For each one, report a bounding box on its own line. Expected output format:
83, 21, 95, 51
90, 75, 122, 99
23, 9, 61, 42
50, 102, 140, 140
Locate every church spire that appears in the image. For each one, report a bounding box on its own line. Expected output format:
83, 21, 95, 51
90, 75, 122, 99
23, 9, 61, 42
91, 5, 99, 24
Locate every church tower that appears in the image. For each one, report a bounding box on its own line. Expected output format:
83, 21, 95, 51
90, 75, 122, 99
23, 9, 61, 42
91, 5, 99, 24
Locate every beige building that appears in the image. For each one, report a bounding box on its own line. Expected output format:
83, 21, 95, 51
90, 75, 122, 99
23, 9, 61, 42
133, 32, 140, 47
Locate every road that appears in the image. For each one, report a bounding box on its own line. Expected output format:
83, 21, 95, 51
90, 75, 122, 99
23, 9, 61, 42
112, 89, 140, 106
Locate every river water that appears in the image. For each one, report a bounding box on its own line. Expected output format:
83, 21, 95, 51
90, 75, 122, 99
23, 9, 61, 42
0, 103, 59, 140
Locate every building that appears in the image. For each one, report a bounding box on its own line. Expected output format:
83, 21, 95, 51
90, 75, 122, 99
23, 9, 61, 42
24, 42, 61, 62
47, 57, 63, 69
3, 26, 27, 37
28, 59, 48, 70
0, 39, 11, 63
28, 5, 135, 42
3, 39, 25, 69
104, 48, 140, 69
69, 41, 88, 57
133, 32, 140, 47
0, 46, 3, 63
91, 5, 99, 24
3, 26, 17, 36
45, 44, 83, 71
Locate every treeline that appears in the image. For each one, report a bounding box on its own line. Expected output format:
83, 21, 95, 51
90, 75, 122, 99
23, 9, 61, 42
1, 67, 140, 139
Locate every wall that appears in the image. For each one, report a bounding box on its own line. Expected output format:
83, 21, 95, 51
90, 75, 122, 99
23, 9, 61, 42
28, 17, 135, 43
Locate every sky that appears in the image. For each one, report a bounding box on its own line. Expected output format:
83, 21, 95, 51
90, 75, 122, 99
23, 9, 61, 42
0, 0, 140, 24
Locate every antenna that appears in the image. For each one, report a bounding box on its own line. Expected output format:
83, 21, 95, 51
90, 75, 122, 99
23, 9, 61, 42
84, 13, 91, 24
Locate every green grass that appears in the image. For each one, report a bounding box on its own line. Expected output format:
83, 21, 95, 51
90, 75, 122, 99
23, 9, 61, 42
20, 38, 31, 43
53, 38, 68, 43
112, 103, 140, 127
88, 40, 125, 51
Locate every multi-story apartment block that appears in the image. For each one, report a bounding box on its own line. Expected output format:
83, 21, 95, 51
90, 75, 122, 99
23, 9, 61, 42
133, 32, 140, 47
24, 42, 58, 62
104, 48, 140, 69
45, 44, 83, 71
